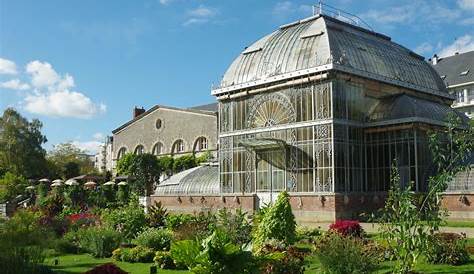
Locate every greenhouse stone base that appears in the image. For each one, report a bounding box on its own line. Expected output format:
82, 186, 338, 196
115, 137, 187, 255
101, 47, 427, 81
150, 192, 474, 223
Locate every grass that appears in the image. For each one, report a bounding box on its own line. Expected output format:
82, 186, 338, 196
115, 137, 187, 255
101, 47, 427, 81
42, 254, 189, 274
444, 221, 474, 228
305, 254, 474, 274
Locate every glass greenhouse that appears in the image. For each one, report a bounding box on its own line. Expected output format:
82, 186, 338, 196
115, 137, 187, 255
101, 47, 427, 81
212, 14, 467, 202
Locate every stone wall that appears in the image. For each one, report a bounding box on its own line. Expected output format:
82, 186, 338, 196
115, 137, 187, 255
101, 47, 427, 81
149, 192, 474, 223
441, 192, 474, 220
113, 107, 217, 159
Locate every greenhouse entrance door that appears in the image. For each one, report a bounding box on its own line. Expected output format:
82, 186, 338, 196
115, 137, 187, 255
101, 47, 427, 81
256, 149, 286, 208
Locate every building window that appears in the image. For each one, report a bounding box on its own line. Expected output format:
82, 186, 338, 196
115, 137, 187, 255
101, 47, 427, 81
194, 137, 208, 152
457, 90, 464, 103
134, 145, 145, 155
152, 142, 163, 155
156, 119, 162, 129
172, 139, 185, 154
117, 147, 127, 159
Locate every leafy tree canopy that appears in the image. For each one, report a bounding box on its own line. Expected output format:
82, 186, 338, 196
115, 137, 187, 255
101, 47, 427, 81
47, 142, 96, 179
0, 108, 48, 178
116, 153, 160, 196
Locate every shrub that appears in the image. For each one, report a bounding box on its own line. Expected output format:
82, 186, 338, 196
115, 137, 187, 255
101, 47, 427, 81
101, 200, 148, 240
132, 228, 173, 251
77, 227, 122, 258
0, 209, 54, 274
259, 246, 307, 274
53, 231, 81, 254
147, 201, 168, 228
115, 246, 155, 263
314, 232, 379, 274
254, 192, 296, 249
296, 226, 322, 243
329, 220, 363, 237
66, 212, 98, 229
166, 213, 194, 230
426, 232, 470, 265
170, 212, 215, 241
84, 263, 128, 274
215, 208, 252, 245
154, 251, 175, 269
171, 229, 255, 273
170, 239, 201, 269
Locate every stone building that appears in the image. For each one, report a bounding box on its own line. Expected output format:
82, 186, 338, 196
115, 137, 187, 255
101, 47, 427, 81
94, 136, 114, 172
151, 13, 472, 222
432, 51, 474, 119
431, 51, 474, 219
112, 104, 218, 165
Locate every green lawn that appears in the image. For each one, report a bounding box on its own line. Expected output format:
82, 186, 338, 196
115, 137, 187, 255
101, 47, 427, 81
304, 254, 474, 274
46, 253, 474, 274
42, 254, 189, 274
444, 221, 474, 228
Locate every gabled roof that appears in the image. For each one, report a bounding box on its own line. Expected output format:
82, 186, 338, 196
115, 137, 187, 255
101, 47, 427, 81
432, 51, 474, 88
189, 102, 218, 112
368, 94, 469, 125
112, 104, 216, 134
214, 14, 449, 99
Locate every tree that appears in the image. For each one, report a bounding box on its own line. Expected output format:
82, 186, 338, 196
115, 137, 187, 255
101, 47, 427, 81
47, 142, 96, 179
0, 108, 48, 178
116, 153, 161, 196
379, 115, 474, 274
254, 191, 296, 249
0, 172, 28, 202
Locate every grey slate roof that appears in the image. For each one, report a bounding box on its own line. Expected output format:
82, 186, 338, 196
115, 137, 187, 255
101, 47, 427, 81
218, 15, 447, 97
112, 103, 216, 134
432, 51, 474, 87
368, 94, 469, 125
154, 164, 219, 195
189, 102, 218, 112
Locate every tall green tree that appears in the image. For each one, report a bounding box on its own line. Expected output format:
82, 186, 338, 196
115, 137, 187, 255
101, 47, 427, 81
116, 153, 161, 196
47, 142, 96, 179
0, 108, 48, 178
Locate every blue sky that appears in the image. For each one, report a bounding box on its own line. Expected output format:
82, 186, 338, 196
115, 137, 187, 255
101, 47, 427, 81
1, 0, 473, 154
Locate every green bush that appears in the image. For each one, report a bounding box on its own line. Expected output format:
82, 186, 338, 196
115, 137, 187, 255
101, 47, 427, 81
132, 228, 173, 251
172, 154, 197, 173
53, 231, 81, 254
258, 246, 307, 274
154, 251, 176, 269
296, 226, 322, 243
76, 227, 122, 258
426, 232, 470, 265
147, 201, 168, 228
166, 213, 194, 229
0, 209, 54, 274
170, 239, 201, 269
215, 208, 252, 245
101, 200, 148, 240
314, 232, 379, 274
114, 246, 155, 263
254, 192, 296, 249
170, 229, 255, 273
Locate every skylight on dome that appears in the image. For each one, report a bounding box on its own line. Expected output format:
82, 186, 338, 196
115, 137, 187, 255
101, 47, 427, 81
460, 69, 469, 76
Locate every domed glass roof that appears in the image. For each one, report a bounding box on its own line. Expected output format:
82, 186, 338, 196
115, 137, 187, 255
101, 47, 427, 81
215, 15, 449, 99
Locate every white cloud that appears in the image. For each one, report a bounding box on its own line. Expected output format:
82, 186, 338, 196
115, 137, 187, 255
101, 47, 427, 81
183, 5, 218, 26
460, 17, 474, 25
26, 60, 74, 90
0, 58, 18, 75
438, 34, 474, 57
361, 1, 461, 26
414, 42, 434, 55
272, 1, 312, 19
159, 0, 172, 5
24, 90, 106, 119
72, 140, 102, 154
21, 60, 106, 119
0, 79, 30, 90
458, 0, 474, 10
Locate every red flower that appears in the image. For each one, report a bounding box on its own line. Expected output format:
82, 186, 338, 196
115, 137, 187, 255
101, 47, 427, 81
329, 220, 363, 237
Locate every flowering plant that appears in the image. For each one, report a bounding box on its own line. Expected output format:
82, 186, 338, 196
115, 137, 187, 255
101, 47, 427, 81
66, 213, 98, 228
329, 220, 363, 237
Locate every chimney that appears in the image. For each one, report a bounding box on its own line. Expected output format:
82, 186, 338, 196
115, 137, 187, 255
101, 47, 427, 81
432, 54, 438, 65
133, 106, 145, 118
